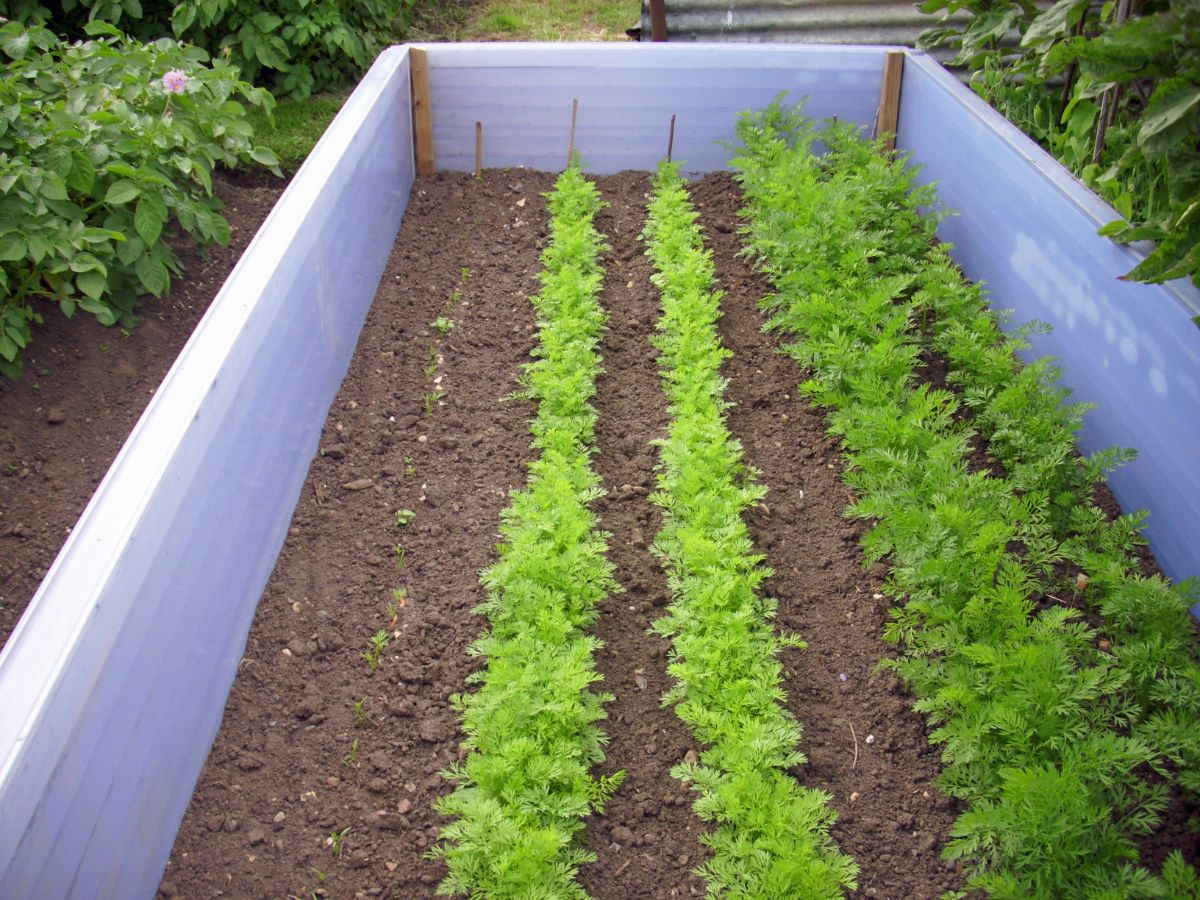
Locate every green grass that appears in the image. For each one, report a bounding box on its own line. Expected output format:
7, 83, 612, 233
414, 0, 638, 42
245, 93, 347, 172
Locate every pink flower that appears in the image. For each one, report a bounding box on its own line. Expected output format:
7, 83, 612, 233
161, 70, 188, 94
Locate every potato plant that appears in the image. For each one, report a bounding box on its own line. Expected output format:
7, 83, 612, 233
642, 162, 858, 897
0, 18, 279, 378
8, 0, 417, 99
431, 164, 622, 898
731, 98, 1200, 896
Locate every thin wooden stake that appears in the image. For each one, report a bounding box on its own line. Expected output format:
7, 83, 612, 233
474, 121, 482, 178
1093, 0, 1131, 165
566, 98, 579, 168
876, 50, 905, 154
667, 114, 676, 162
648, 0, 668, 41
410, 48, 435, 176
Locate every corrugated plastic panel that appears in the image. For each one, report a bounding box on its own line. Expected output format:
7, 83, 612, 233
0, 44, 415, 898
421, 42, 887, 174
897, 51, 1200, 585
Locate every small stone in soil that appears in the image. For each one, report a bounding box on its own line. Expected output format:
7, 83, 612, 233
342, 478, 374, 491
46, 408, 66, 424
611, 825, 635, 846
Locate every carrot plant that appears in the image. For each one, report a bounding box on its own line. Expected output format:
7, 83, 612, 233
430, 163, 622, 898
642, 161, 858, 897
731, 98, 1200, 897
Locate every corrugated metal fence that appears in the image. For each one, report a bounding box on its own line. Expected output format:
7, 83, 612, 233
641, 1, 962, 50
637, 1, 1053, 66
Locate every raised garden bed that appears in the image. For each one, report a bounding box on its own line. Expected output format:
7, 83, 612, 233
1, 43, 1197, 897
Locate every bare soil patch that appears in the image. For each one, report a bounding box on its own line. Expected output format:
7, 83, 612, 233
0, 170, 286, 648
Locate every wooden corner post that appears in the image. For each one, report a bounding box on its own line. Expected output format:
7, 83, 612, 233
877, 51, 905, 154
410, 48, 435, 176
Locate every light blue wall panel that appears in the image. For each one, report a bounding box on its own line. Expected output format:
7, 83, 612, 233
420, 42, 887, 174
897, 52, 1200, 585
0, 45, 416, 898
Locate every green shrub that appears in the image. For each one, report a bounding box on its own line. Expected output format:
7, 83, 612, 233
919, 0, 1200, 292
9, 0, 416, 99
0, 18, 278, 378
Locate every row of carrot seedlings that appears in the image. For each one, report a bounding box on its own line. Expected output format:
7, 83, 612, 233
731, 98, 1200, 897
432, 164, 622, 897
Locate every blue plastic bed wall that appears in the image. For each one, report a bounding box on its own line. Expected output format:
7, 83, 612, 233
0, 42, 1195, 899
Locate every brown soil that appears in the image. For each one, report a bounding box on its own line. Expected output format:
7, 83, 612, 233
577, 173, 709, 897
0, 170, 286, 649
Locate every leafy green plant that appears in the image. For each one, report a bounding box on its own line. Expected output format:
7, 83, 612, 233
0, 18, 279, 378
730, 97, 1200, 895
327, 825, 351, 856
342, 737, 359, 767
432, 315, 454, 334
642, 161, 857, 896
394, 508, 416, 527
350, 695, 370, 727
421, 389, 444, 416
430, 163, 622, 899
919, 0, 1200, 290
9, 0, 417, 100
362, 629, 389, 671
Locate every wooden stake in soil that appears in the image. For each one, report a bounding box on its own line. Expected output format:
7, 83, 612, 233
475, 121, 483, 178
667, 114, 676, 162
410, 48, 435, 176
876, 50, 905, 154
567, 98, 579, 167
